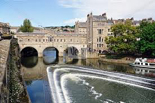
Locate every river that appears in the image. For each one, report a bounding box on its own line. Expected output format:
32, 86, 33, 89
21, 50, 155, 103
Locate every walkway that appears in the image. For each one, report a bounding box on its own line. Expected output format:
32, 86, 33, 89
0, 40, 10, 93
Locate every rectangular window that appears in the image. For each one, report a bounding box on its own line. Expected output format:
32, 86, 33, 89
98, 29, 103, 34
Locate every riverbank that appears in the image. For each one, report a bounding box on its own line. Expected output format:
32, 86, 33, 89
99, 57, 135, 65
8, 39, 30, 103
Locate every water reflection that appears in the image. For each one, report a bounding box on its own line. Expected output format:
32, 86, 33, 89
43, 48, 58, 64
134, 67, 155, 77
21, 56, 38, 68
21, 56, 155, 103
43, 56, 59, 65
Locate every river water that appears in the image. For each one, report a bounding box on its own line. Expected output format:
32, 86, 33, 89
21, 50, 155, 103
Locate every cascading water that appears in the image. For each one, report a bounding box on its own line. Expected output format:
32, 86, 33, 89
47, 65, 155, 103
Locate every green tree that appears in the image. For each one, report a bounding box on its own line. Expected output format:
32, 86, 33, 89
105, 20, 138, 54
20, 19, 34, 32
137, 22, 155, 56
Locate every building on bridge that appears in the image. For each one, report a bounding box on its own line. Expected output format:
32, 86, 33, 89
17, 12, 146, 58
17, 32, 87, 58
0, 22, 10, 35
16, 13, 114, 58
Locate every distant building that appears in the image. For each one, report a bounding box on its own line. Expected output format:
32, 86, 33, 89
0, 22, 10, 34
74, 13, 114, 53
33, 27, 45, 33
10, 26, 20, 34
15, 13, 155, 55
75, 22, 87, 34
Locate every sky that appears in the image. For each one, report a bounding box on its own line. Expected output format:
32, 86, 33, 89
0, 0, 155, 27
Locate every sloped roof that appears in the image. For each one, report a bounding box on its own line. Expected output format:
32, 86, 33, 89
78, 22, 87, 28
93, 15, 107, 21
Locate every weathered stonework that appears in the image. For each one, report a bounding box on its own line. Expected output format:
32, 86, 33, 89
0, 40, 10, 101
0, 22, 10, 34
17, 33, 87, 58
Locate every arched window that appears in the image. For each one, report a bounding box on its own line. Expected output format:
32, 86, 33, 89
99, 37, 101, 42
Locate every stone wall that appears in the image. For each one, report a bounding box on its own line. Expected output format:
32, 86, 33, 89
17, 33, 87, 58
0, 40, 10, 102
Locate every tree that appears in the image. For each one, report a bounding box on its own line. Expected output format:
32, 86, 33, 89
20, 19, 34, 32
105, 20, 138, 54
137, 22, 155, 56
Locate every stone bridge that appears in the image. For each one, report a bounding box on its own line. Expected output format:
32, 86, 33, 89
16, 33, 88, 58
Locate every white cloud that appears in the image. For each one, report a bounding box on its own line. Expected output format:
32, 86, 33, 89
59, 0, 155, 24
64, 17, 86, 24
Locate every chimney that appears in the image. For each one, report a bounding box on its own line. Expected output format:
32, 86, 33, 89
130, 17, 134, 20
90, 12, 93, 15
102, 13, 106, 17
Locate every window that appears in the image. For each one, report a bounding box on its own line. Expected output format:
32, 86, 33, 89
49, 38, 52, 42
98, 29, 103, 34
99, 37, 101, 42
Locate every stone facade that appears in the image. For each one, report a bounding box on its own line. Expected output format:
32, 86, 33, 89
75, 22, 87, 34
10, 26, 20, 34
86, 13, 113, 53
17, 13, 154, 58
0, 22, 10, 34
17, 33, 87, 58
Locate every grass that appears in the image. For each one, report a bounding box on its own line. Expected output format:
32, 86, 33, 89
2, 34, 12, 39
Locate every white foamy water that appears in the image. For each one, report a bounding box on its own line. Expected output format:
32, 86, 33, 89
47, 65, 155, 103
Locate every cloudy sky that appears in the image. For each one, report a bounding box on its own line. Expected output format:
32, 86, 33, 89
0, 0, 155, 26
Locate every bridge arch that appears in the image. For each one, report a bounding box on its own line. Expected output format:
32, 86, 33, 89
43, 47, 59, 57
21, 46, 38, 57
43, 47, 59, 64
64, 46, 79, 58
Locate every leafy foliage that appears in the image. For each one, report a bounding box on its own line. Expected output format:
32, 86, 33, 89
137, 21, 155, 56
20, 19, 34, 32
105, 20, 138, 54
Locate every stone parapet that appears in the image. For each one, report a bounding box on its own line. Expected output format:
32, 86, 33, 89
0, 40, 10, 98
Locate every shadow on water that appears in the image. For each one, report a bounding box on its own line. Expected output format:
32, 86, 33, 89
21, 56, 38, 68
64, 58, 79, 64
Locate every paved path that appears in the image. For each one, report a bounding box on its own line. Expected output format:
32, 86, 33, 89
0, 40, 10, 93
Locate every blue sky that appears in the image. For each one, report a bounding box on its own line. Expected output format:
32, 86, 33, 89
0, 0, 155, 27
0, 0, 75, 26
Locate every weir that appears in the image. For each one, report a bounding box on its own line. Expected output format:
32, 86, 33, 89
47, 65, 155, 103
